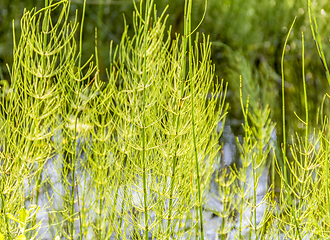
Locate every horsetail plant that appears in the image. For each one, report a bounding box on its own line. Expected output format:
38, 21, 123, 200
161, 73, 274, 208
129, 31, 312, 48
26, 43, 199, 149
105, 0, 227, 238
0, 0, 227, 239
7, 0, 330, 239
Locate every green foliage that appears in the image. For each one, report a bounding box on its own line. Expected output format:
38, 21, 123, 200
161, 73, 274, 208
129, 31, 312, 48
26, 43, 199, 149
6, 205, 42, 240
1, 0, 226, 239
1, 0, 330, 239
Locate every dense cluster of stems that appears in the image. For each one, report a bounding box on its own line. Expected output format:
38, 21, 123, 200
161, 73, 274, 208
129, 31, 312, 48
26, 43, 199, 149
1, 0, 330, 239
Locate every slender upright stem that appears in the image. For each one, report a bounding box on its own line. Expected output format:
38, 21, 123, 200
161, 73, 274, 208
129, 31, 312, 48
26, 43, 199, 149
185, 0, 205, 238
32, 1, 49, 237
167, 0, 189, 236
296, 31, 308, 219
239, 76, 250, 239
281, 17, 302, 240
142, 1, 152, 239
70, 1, 87, 238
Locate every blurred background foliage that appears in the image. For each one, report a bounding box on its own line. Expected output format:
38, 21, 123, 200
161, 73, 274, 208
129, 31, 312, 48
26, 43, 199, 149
1, 0, 330, 166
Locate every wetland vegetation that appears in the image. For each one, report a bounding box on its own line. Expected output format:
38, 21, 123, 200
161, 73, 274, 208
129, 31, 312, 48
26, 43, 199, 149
1, 0, 330, 239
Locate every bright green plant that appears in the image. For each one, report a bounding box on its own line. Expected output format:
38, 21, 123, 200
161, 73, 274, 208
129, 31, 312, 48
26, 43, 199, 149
6, 205, 43, 240
211, 80, 274, 240
3, 0, 330, 239
87, 0, 227, 238
1, 0, 227, 239
204, 0, 330, 239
